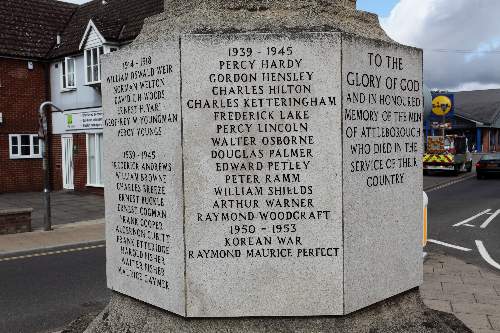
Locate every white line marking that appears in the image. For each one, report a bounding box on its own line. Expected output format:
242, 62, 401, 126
0, 244, 105, 262
453, 209, 491, 227
427, 239, 472, 252
464, 224, 475, 227
476, 240, 500, 270
480, 209, 500, 229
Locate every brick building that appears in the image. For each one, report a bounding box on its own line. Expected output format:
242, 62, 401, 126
0, 0, 162, 194
0, 0, 76, 192
48, 0, 163, 194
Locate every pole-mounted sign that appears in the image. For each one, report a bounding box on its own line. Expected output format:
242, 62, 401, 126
431, 94, 453, 116
431, 93, 454, 135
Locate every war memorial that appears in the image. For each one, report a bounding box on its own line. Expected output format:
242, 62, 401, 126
83, 0, 471, 331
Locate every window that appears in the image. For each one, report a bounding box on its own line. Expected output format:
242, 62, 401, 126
61, 57, 76, 90
9, 134, 42, 159
87, 133, 104, 186
85, 46, 104, 84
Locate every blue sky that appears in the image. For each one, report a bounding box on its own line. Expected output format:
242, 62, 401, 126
356, 0, 399, 17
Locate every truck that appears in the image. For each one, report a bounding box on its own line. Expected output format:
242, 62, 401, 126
423, 135, 473, 175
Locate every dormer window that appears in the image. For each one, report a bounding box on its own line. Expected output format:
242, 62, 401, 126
85, 46, 104, 84
61, 57, 76, 90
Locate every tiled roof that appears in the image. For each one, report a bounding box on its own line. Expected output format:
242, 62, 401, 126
48, 0, 163, 59
0, 0, 77, 59
453, 89, 500, 125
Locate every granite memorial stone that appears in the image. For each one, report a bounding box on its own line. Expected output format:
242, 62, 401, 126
102, 0, 423, 319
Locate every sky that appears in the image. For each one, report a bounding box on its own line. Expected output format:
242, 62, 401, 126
358, 0, 500, 91
60, 0, 500, 91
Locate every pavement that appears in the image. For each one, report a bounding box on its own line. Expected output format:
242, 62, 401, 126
0, 219, 104, 257
422, 251, 500, 333
0, 191, 104, 230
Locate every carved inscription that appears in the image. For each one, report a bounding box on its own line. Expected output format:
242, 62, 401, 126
342, 37, 423, 313
183, 35, 342, 261
102, 33, 423, 317
181, 33, 344, 315
343, 48, 422, 187
103, 45, 185, 314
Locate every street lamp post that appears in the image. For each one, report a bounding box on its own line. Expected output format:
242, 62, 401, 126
38, 102, 64, 231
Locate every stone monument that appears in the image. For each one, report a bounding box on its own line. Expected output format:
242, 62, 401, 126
84, 0, 470, 332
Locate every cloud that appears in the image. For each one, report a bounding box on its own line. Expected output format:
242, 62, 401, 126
381, 0, 500, 91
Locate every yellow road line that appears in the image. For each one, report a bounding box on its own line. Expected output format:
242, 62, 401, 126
0, 244, 105, 262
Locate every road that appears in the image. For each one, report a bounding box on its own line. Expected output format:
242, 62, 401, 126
0, 244, 109, 333
0, 174, 497, 332
426, 175, 500, 271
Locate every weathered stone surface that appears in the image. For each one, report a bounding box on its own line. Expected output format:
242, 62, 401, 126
181, 32, 343, 317
341, 34, 423, 313
103, 40, 186, 314
102, 31, 423, 316
83, 289, 473, 333
136, 0, 391, 44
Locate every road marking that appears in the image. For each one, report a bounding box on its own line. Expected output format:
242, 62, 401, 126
480, 209, 500, 229
476, 240, 500, 270
0, 244, 105, 263
453, 209, 491, 227
425, 174, 476, 193
427, 239, 472, 252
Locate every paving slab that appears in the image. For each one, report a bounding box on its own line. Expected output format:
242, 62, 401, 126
454, 313, 493, 330
0, 191, 104, 229
422, 251, 500, 333
0, 219, 104, 256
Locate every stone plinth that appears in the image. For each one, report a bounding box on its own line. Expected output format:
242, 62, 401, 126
83, 289, 473, 333
101, 0, 423, 319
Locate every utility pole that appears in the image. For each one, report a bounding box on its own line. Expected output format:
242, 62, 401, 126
38, 102, 63, 231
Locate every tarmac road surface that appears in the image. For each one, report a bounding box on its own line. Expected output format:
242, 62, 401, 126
0, 244, 109, 333
426, 175, 500, 272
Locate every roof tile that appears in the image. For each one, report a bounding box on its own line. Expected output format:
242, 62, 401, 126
453, 89, 500, 125
0, 0, 77, 59
48, 0, 163, 59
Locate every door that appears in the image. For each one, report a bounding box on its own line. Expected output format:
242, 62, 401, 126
62, 135, 74, 190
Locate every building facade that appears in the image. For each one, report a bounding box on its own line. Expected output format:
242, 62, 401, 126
0, 0, 162, 194
47, 0, 163, 194
0, 0, 76, 193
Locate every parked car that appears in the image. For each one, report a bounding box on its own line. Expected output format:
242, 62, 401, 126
476, 153, 500, 179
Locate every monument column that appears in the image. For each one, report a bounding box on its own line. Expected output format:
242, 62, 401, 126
85, 0, 470, 331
